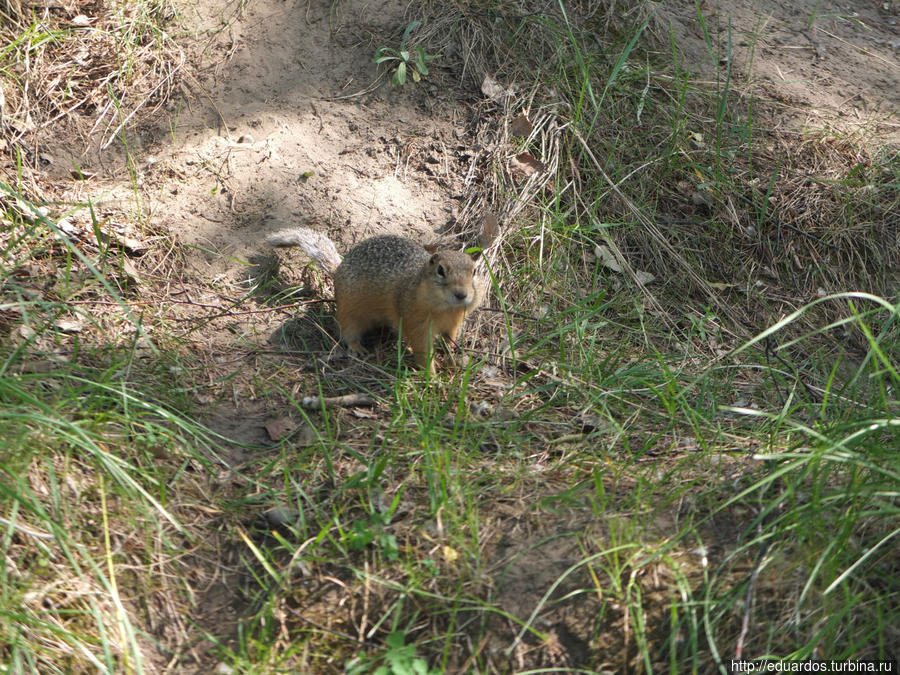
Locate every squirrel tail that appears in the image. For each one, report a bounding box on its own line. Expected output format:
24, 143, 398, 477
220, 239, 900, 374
267, 227, 342, 275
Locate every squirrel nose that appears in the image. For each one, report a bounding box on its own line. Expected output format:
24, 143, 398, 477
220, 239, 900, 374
454, 290, 468, 302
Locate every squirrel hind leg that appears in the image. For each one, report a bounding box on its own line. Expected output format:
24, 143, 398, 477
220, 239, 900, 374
336, 314, 366, 357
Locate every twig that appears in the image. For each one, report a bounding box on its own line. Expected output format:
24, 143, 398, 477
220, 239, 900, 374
0, 516, 55, 541
301, 393, 375, 409
166, 296, 328, 323
325, 71, 387, 101
100, 58, 185, 150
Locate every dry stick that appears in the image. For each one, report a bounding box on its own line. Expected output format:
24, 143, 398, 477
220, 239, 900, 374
458, 634, 490, 673
301, 393, 375, 410
0, 516, 55, 541
165, 296, 328, 323
326, 70, 388, 101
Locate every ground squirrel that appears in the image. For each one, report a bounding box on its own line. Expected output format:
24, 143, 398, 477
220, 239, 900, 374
267, 228, 480, 373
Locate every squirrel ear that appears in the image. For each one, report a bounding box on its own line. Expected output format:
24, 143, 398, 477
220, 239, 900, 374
423, 242, 439, 255
429, 252, 440, 265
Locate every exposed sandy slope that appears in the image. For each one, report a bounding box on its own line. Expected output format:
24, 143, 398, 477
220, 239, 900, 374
140, 0, 475, 280
37, 0, 898, 292
658, 0, 899, 138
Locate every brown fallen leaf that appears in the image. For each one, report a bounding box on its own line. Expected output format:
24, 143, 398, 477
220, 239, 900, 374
479, 212, 499, 249
509, 114, 533, 137
510, 152, 545, 177
120, 236, 149, 256
99, 230, 149, 256
55, 318, 84, 333
579, 411, 605, 433
481, 74, 516, 101
264, 417, 297, 442
121, 259, 141, 283
594, 244, 656, 284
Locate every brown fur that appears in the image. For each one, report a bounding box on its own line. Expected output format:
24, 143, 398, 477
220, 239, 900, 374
334, 236, 478, 373
268, 229, 480, 372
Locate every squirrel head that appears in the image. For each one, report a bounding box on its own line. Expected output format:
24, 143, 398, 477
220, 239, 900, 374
424, 250, 477, 308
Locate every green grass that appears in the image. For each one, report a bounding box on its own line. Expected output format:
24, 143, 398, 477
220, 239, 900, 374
0, 198, 234, 673
1, 0, 898, 672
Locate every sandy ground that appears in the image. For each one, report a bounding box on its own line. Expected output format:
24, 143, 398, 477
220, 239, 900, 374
36, 0, 897, 297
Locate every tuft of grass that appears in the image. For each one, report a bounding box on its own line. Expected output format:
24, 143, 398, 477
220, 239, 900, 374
0, 189, 236, 672
0, 0, 183, 159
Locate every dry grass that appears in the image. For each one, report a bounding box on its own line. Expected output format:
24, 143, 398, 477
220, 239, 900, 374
0, 0, 183, 175
411, 0, 900, 353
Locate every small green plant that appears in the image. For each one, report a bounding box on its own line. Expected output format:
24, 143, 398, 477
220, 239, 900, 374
345, 510, 400, 560
346, 630, 439, 675
373, 21, 437, 86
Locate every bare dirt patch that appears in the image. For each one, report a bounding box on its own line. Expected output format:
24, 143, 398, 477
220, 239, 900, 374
145, 0, 474, 263
656, 0, 899, 140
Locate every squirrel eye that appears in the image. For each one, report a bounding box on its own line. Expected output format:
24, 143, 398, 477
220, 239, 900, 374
436, 264, 446, 278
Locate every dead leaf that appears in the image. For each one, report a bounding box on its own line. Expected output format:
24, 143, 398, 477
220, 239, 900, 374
594, 244, 624, 273
263, 506, 300, 527
55, 218, 78, 236
99, 229, 149, 256
479, 212, 499, 249
691, 191, 710, 207
594, 244, 656, 285
481, 74, 516, 101
509, 114, 533, 137
510, 152, 544, 177
579, 411, 604, 433
19, 261, 48, 277
19, 359, 56, 374
120, 236, 149, 256
121, 259, 141, 283
442, 545, 459, 564
55, 318, 84, 333
635, 270, 656, 284
264, 417, 297, 442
